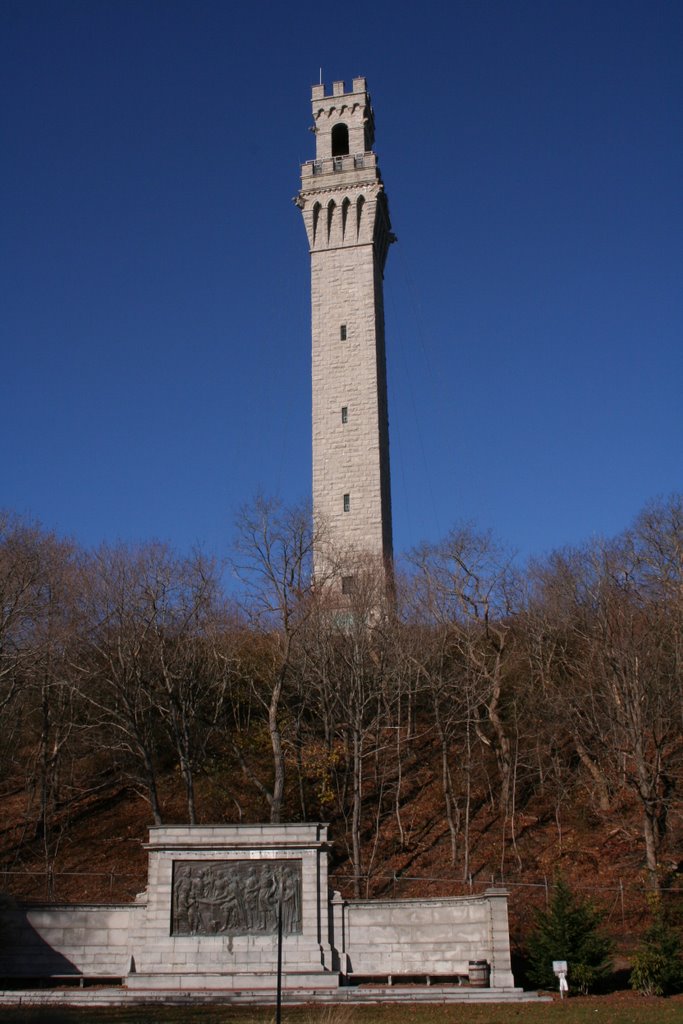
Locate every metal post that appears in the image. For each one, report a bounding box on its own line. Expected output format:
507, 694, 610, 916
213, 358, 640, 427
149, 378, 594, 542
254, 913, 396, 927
276, 896, 283, 1024
620, 879, 625, 928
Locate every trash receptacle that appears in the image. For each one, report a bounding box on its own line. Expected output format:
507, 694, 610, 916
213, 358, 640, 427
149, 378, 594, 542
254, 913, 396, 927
468, 960, 490, 987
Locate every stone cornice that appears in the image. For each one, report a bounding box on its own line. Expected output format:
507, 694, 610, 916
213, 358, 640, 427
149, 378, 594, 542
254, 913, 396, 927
296, 182, 382, 207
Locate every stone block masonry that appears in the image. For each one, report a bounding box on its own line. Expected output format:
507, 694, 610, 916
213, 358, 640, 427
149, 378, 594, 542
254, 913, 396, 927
298, 78, 394, 581
0, 903, 141, 979
333, 890, 516, 987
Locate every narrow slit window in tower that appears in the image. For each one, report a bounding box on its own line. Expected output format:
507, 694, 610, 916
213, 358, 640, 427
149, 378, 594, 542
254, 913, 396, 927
343, 493, 350, 513
341, 406, 348, 423
341, 576, 355, 595
340, 324, 347, 340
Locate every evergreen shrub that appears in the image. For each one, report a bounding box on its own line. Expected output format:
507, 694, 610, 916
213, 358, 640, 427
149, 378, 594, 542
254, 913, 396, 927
630, 896, 683, 996
526, 876, 612, 994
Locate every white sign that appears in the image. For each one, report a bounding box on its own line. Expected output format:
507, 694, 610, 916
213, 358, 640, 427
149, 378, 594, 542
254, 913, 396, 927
552, 960, 568, 974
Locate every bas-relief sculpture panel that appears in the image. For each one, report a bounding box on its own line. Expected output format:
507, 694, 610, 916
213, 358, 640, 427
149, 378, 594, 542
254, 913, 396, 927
172, 860, 302, 936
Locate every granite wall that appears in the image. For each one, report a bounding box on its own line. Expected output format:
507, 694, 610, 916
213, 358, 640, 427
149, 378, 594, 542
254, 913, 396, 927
0, 825, 516, 991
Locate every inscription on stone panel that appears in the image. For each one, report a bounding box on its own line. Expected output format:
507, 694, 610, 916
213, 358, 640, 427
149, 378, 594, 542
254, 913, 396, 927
171, 859, 302, 936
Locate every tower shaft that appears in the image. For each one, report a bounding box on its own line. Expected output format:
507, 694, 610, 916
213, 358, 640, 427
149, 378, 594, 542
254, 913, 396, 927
298, 77, 394, 581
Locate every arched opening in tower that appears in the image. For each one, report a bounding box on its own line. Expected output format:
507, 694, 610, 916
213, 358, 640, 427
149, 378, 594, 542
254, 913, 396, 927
331, 123, 349, 157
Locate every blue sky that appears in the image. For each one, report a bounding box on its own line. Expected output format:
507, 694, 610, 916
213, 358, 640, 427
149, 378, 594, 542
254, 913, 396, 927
2, 0, 681, 569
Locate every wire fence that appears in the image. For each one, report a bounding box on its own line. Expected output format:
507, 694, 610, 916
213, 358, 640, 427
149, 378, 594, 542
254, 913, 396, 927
0, 868, 144, 902
330, 871, 682, 896
327, 872, 683, 932
2, 866, 678, 915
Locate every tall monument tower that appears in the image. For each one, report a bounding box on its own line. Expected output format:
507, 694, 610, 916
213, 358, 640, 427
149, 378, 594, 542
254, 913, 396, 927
297, 77, 394, 582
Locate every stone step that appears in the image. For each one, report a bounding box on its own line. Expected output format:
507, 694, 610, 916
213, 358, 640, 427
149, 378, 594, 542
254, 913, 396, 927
0, 985, 551, 1006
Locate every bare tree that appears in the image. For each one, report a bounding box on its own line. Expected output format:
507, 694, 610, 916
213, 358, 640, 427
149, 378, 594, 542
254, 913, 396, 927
526, 499, 683, 890
588, 532, 682, 890
525, 549, 614, 814
0, 514, 56, 720
75, 543, 173, 824
0, 515, 81, 885
407, 528, 523, 862
150, 551, 228, 824
393, 586, 469, 870
312, 560, 390, 896
230, 496, 316, 823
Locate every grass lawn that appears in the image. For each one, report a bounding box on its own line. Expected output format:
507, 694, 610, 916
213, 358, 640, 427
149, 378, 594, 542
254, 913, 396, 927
1, 995, 682, 1024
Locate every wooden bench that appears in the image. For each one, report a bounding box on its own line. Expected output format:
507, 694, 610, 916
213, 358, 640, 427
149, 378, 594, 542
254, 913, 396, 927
347, 973, 468, 987
0, 975, 123, 990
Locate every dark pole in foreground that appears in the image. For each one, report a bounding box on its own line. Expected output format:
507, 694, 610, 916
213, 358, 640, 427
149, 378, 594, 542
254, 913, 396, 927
276, 896, 283, 1024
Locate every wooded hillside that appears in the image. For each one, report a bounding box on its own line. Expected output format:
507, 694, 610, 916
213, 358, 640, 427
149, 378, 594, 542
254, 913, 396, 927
1, 496, 681, 953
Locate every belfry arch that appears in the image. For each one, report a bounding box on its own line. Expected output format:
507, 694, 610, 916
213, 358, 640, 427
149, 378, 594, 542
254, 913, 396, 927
331, 122, 349, 157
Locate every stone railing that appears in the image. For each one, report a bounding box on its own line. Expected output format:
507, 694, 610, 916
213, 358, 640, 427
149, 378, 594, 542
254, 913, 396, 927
301, 153, 377, 178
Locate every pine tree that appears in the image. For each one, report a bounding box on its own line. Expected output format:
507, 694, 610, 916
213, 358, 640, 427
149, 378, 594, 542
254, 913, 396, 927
526, 877, 612, 993
630, 896, 683, 996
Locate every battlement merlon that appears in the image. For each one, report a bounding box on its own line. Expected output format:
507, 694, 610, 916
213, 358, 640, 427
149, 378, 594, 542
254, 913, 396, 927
311, 76, 367, 101
309, 77, 376, 162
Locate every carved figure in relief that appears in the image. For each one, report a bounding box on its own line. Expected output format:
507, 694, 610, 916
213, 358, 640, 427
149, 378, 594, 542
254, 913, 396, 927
174, 873, 192, 933
257, 867, 277, 930
281, 867, 300, 934
244, 867, 260, 930
223, 877, 241, 931
188, 869, 207, 933
210, 871, 232, 931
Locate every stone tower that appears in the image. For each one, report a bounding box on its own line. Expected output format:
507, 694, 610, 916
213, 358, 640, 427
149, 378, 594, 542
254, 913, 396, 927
297, 77, 394, 583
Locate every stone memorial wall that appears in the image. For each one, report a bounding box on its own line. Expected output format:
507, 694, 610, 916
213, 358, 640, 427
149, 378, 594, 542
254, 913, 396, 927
0, 824, 517, 993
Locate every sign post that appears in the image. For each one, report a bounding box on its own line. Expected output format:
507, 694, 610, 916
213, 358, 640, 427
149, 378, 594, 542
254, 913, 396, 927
553, 960, 568, 998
